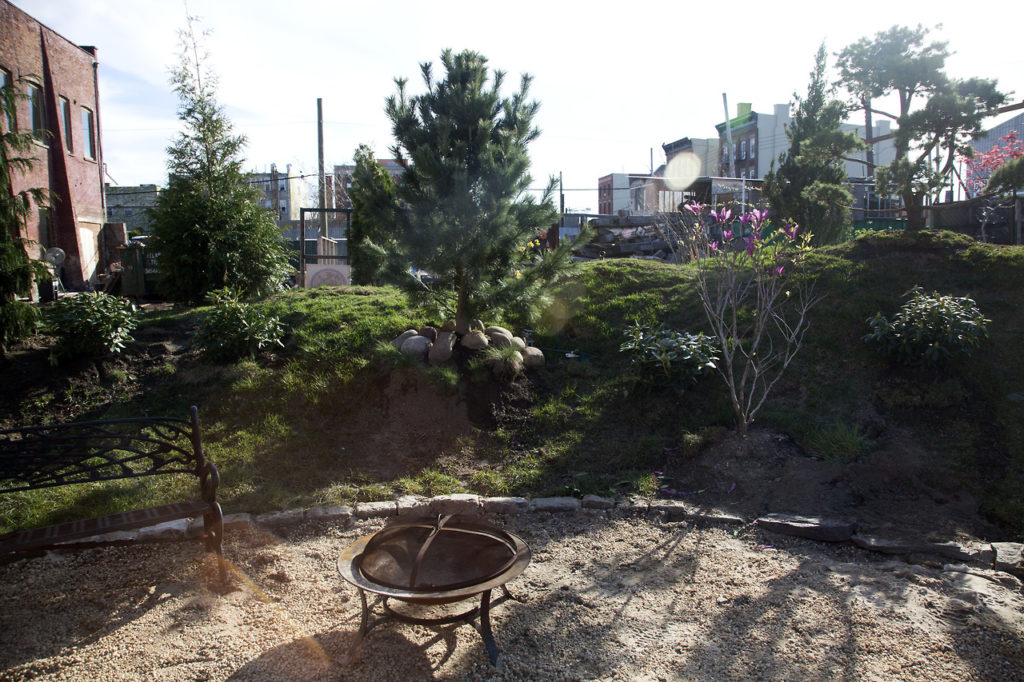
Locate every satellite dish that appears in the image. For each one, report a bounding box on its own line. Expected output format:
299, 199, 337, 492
43, 247, 66, 268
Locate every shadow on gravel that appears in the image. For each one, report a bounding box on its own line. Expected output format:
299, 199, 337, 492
0, 540, 219, 671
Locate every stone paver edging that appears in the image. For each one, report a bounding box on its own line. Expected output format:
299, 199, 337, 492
47, 494, 1024, 580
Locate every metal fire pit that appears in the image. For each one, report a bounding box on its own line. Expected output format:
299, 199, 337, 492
337, 514, 531, 667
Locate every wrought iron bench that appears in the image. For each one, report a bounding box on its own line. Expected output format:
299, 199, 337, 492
0, 406, 224, 575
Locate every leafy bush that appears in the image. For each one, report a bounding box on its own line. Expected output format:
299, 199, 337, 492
194, 288, 284, 361
48, 292, 139, 362
620, 321, 719, 386
863, 286, 990, 367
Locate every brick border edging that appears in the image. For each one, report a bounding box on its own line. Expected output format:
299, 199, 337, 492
49, 493, 1024, 581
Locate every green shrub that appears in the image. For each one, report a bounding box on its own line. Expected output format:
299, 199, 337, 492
48, 292, 139, 362
194, 288, 284, 361
619, 321, 719, 386
863, 286, 990, 367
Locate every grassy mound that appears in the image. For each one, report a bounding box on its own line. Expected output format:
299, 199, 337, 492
3, 231, 1024, 536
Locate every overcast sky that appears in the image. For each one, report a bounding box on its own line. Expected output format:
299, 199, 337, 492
14, 0, 1023, 212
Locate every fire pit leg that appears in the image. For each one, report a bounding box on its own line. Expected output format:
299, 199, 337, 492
477, 589, 502, 668
358, 588, 370, 638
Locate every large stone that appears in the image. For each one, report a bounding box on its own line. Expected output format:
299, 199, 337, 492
511, 336, 527, 350
852, 534, 937, 555
484, 325, 512, 337
649, 500, 692, 521
418, 326, 438, 343
392, 329, 418, 350
460, 330, 489, 350
430, 494, 482, 516
486, 328, 514, 349
521, 346, 545, 367
755, 513, 857, 542
400, 334, 432, 359
531, 497, 581, 513
429, 331, 456, 364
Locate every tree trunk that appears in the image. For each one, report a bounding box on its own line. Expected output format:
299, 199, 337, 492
904, 191, 925, 231
454, 267, 469, 335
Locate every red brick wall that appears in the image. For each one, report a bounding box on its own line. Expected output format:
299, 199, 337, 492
1, 0, 104, 286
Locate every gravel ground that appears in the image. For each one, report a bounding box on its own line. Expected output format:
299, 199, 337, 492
1, 512, 1022, 681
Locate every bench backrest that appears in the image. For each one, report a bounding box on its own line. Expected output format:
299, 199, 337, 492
0, 406, 210, 494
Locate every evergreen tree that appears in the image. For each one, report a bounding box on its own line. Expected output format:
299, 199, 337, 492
383, 49, 581, 332
837, 25, 1006, 230
0, 78, 50, 353
764, 45, 864, 245
348, 144, 398, 286
150, 17, 289, 303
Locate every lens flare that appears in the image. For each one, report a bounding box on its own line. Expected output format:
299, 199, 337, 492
664, 152, 702, 191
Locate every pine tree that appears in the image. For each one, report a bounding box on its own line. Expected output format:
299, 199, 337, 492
383, 49, 580, 332
0, 78, 50, 353
764, 45, 864, 245
837, 25, 1006, 230
149, 16, 289, 303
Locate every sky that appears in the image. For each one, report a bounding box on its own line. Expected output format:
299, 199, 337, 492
13, 0, 1024, 212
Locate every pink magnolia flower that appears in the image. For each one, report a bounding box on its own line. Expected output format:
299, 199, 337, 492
744, 237, 756, 257
709, 241, 720, 251
684, 202, 707, 216
722, 229, 733, 241
711, 208, 732, 223
775, 266, 784, 276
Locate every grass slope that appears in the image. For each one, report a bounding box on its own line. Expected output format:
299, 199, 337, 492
3, 232, 1024, 535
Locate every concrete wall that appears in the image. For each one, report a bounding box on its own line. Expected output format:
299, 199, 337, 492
1, 0, 104, 287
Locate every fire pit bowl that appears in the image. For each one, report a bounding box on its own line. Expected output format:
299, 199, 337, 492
337, 514, 531, 667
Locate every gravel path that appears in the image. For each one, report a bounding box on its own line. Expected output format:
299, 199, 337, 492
1, 512, 1022, 681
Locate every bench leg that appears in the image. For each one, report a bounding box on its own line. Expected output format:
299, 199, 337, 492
204, 502, 227, 584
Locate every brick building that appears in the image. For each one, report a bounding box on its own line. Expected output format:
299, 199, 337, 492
1, 0, 108, 289
250, 163, 305, 225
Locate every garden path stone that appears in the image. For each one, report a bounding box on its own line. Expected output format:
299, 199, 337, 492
305, 505, 352, 522
256, 510, 305, 528
482, 496, 529, 514
992, 542, 1024, 577
222, 513, 255, 530
136, 519, 188, 542
581, 494, 615, 510
755, 513, 857, 542
396, 495, 430, 517
354, 501, 396, 519
430, 494, 482, 516
531, 497, 580, 513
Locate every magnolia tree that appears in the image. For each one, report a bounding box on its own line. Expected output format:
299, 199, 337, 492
962, 131, 1024, 241
653, 206, 820, 437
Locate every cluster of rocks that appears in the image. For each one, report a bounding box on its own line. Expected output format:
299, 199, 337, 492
391, 322, 545, 373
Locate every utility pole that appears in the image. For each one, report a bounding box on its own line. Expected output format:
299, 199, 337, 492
317, 98, 327, 237
722, 93, 736, 178
559, 171, 564, 227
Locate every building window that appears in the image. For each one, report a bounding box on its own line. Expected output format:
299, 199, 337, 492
60, 97, 73, 152
0, 69, 12, 131
749, 167, 756, 179
740, 140, 747, 160
27, 82, 45, 139
81, 107, 96, 159
279, 200, 287, 213
749, 138, 755, 159
740, 170, 747, 179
